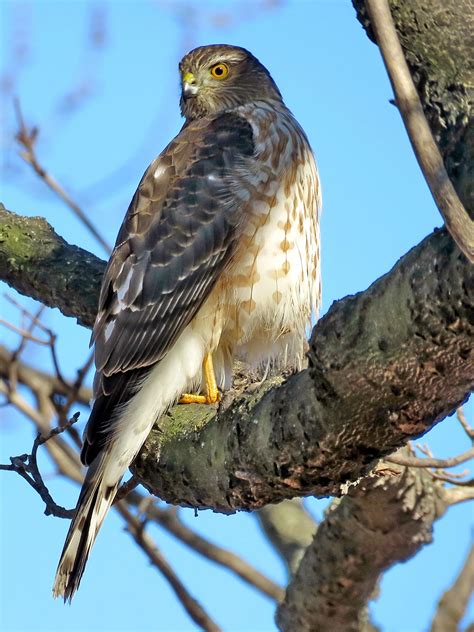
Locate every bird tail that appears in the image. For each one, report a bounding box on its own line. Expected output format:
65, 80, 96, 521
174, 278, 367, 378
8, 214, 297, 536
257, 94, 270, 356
52, 456, 119, 602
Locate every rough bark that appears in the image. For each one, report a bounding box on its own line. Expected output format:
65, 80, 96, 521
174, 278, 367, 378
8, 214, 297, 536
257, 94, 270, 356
0, 203, 103, 328
1, 205, 472, 510
352, 0, 473, 216
277, 458, 449, 632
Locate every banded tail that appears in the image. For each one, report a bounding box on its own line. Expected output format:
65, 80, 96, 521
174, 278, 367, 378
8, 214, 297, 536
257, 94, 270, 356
52, 456, 119, 602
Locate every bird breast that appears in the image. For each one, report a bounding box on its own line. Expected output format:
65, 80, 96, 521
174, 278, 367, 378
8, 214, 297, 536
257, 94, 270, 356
220, 102, 321, 370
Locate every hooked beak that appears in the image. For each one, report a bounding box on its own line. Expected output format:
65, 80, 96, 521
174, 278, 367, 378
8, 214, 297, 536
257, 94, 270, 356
182, 72, 199, 97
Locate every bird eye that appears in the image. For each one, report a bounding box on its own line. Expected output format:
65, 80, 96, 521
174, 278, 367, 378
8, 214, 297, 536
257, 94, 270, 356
210, 63, 229, 79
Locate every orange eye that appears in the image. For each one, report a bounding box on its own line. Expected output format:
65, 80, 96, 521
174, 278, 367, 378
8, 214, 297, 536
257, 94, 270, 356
210, 63, 229, 79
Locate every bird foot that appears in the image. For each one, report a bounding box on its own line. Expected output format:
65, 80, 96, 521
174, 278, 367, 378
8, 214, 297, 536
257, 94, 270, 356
179, 391, 220, 405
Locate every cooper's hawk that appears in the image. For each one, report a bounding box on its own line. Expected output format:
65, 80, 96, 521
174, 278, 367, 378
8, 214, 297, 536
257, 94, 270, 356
53, 44, 321, 601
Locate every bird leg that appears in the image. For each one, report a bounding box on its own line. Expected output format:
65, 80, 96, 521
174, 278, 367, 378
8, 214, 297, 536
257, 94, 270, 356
179, 353, 220, 404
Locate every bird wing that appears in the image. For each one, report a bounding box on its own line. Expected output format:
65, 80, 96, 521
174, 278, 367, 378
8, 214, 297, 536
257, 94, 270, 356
81, 111, 255, 464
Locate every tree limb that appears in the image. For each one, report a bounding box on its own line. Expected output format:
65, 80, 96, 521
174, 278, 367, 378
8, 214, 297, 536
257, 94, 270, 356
363, 0, 474, 262
0, 204, 104, 328
353, 0, 473, 216
1, 205, 473, 510
277, 458, 449, 631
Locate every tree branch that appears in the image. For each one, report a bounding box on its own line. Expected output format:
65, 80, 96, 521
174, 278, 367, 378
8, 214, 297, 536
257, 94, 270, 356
1, 205, 473, 510
353, 0, 473, 217
126, 496, 285, 602
115, 503, 222, 632
430, 544, 474, 632
277, 458, 449, 631
386, 447, 474, 469
363, 0, 474, 262
14, 99, 112, 255
256, 499, 317, 575
0, 343, 92, 405
0, 205, 104, 328
0, 413, 80, 518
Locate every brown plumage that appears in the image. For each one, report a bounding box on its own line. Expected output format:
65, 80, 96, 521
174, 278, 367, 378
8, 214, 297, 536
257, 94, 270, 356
53, 44, 321, 601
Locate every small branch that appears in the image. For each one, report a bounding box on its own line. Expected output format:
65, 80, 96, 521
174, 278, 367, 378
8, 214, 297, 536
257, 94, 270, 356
3, 294, 69, 386
386, 447, 474, 469
0, 413, 80, 518
457, 407, 474, 440
430, 545, 474, 632
114, 475, 139, 504
13, 98, 111, 255
128, 496, 285, 602
0, 318, 51, 346
116, 503, 222, 632
364, 0, 474, 262
0, 344, 92, 405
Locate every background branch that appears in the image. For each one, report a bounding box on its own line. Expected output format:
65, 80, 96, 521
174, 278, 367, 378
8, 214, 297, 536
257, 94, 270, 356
14, 99, 112, 255
256, 499, 317, 575
430, 544, 474, 632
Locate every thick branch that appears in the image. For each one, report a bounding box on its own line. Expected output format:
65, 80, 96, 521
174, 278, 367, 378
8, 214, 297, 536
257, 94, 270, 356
134, 226, 473, 510
277, 459, 449, 631
1, 206, 472, 510
0, 205, 104, 328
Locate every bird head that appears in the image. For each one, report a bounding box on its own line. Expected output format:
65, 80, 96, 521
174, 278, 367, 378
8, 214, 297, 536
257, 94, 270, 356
179, 44, 283, 120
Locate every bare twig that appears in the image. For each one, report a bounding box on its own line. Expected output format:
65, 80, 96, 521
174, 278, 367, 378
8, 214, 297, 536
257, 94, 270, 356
0, 413, 80, 518
0, 344, 91, 406
457, 407, 474, 440
364, 0, 474, 262
0, 317, 52, 345
13, 98, 111, 255
116, 503, 222, 632
430, 545, 474, 632
8, 302, 46, 363
114, 475, 139, 503
4, 294, 69, 386
129, 498, 285, 602
386, 447, 474, 470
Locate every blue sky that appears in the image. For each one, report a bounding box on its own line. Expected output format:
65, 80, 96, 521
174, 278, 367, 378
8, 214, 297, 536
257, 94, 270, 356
0, 1, 472, 631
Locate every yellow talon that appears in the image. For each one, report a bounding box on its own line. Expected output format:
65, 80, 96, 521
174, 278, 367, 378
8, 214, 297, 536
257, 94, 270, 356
179, 353, 220, 405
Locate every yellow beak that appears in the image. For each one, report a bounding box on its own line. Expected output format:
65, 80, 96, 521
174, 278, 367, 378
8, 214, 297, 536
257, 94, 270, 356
182, 72, 198, 97
182, 72, 195, 84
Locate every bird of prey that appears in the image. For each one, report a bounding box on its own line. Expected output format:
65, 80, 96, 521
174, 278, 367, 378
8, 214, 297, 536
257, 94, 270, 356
53, 44, 321, 601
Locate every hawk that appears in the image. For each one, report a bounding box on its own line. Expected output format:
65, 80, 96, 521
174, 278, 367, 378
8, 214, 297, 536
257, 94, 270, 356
53, 44, 321, 601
